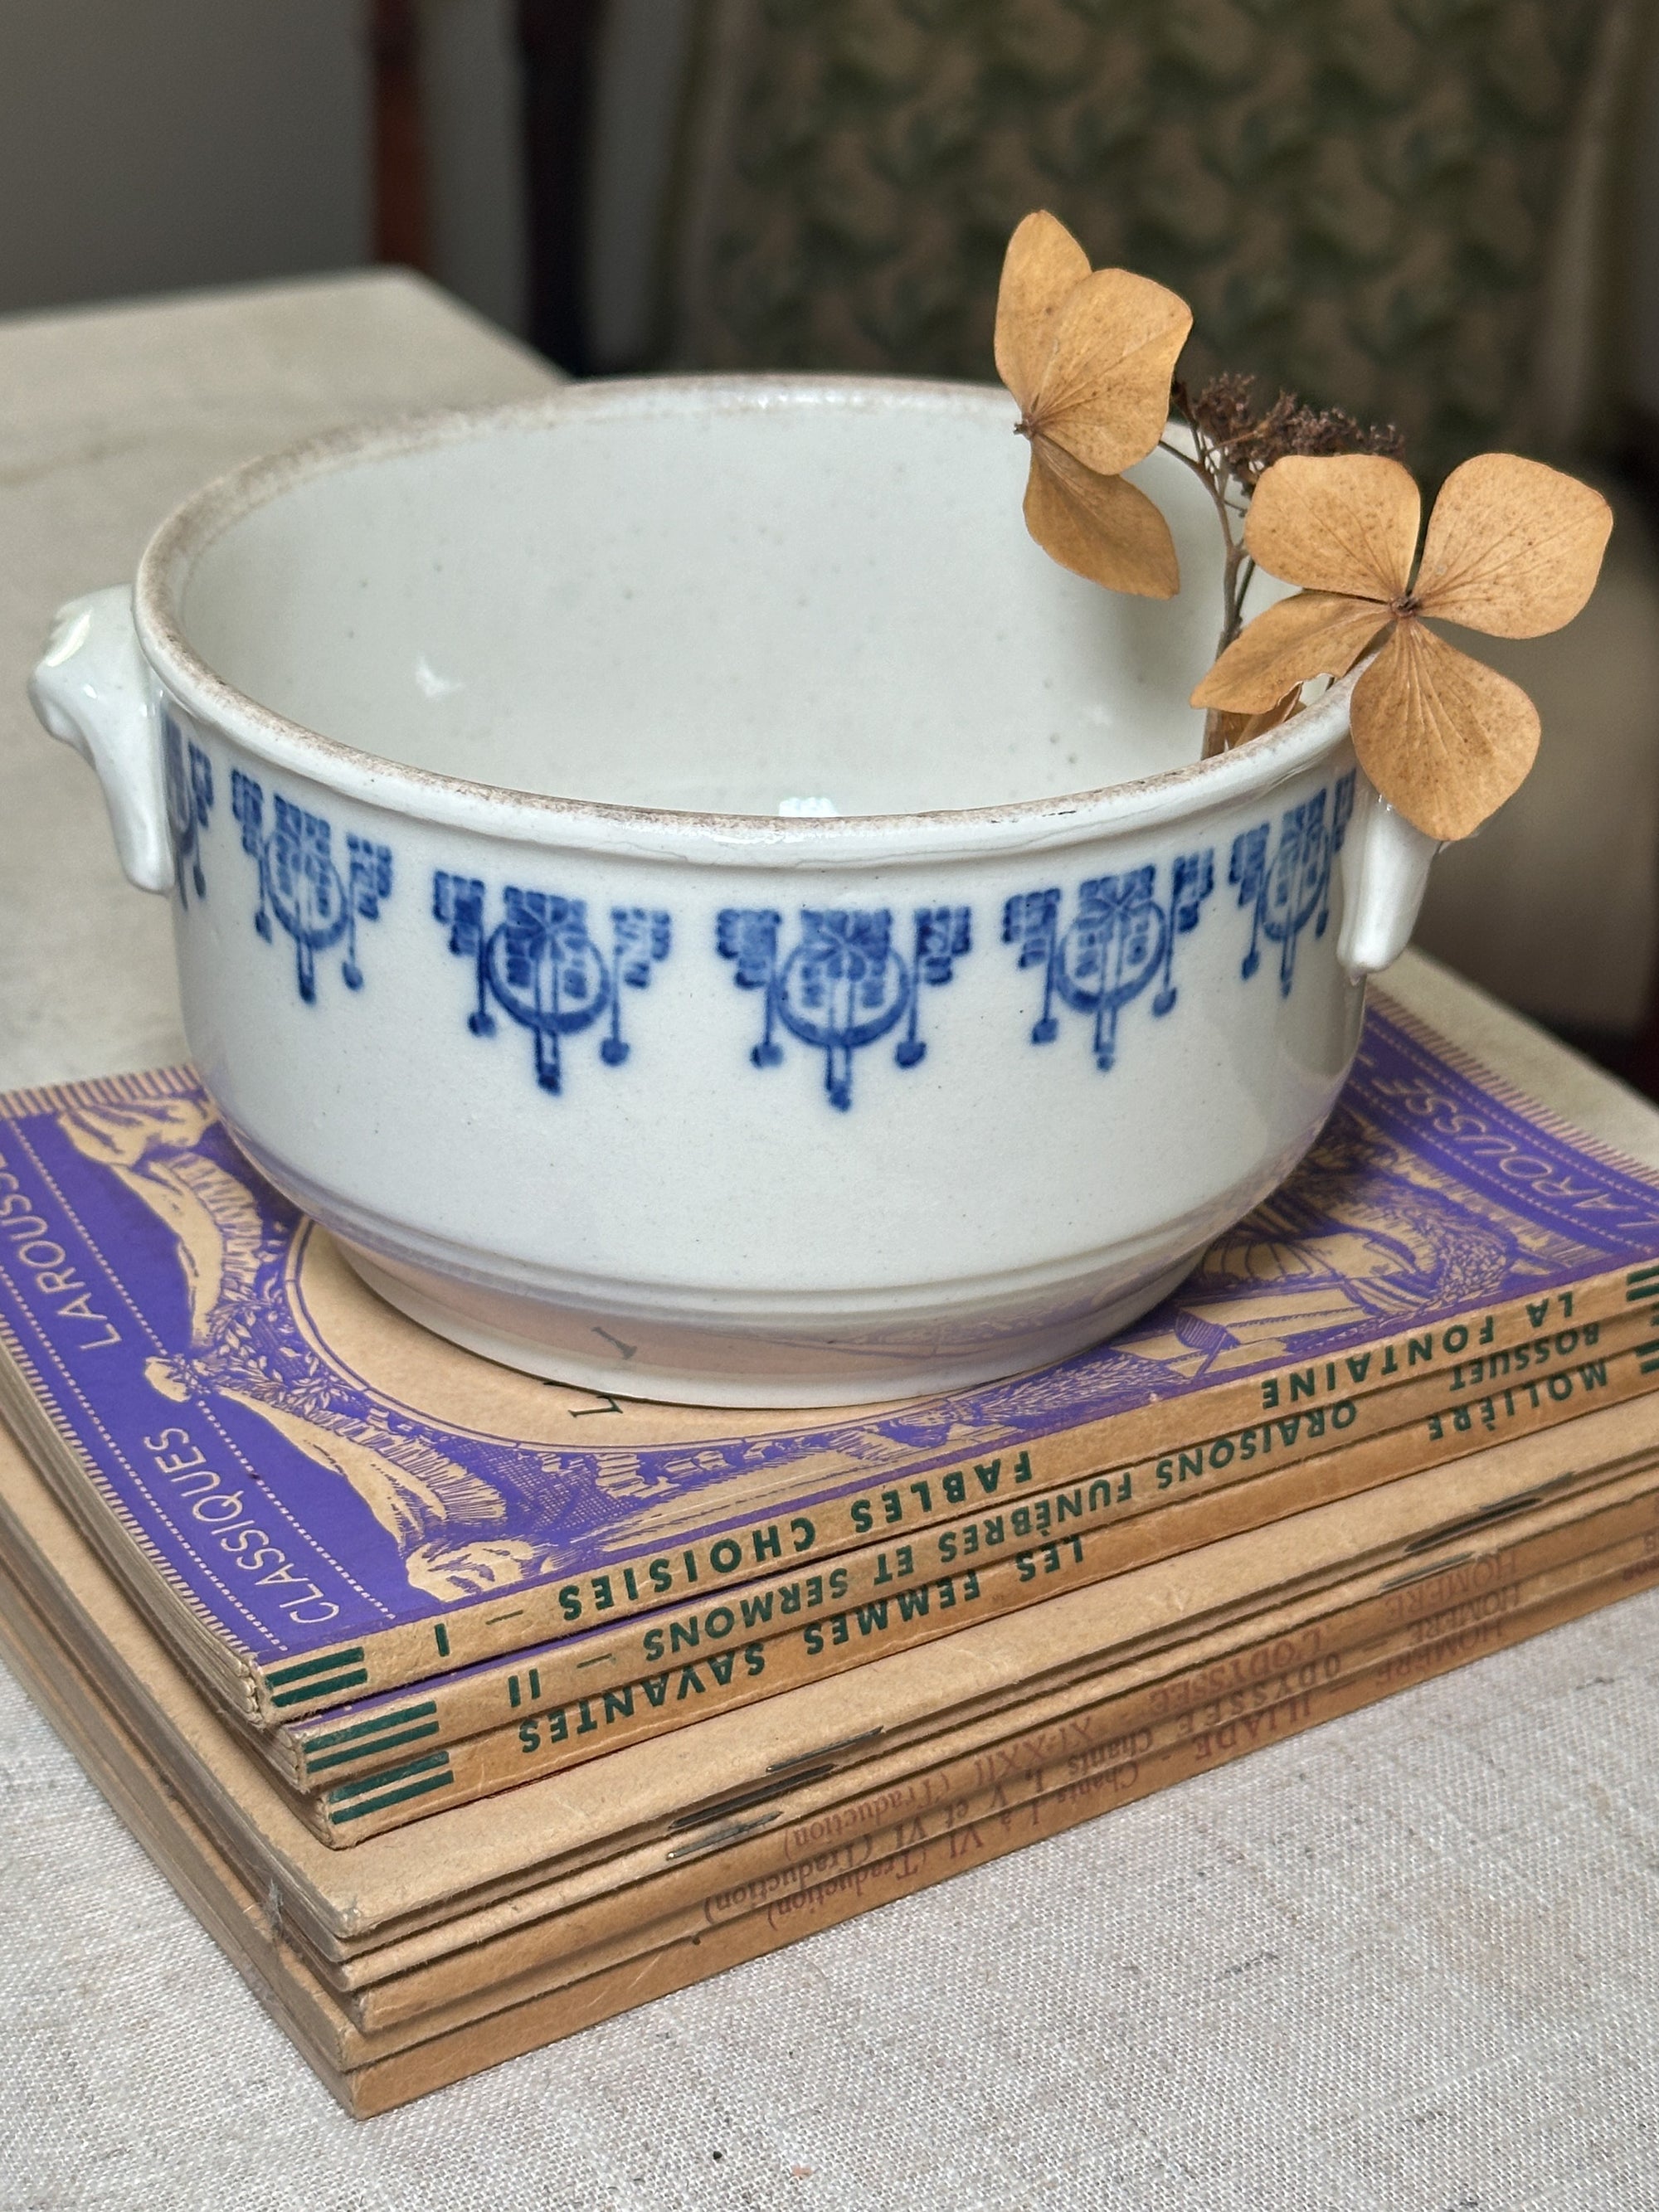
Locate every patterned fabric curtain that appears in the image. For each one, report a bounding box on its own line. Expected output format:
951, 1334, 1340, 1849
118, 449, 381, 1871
670, 0, 1647, 482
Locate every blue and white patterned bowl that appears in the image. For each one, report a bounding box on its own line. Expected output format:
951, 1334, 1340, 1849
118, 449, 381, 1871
30, 378, 1436, 1405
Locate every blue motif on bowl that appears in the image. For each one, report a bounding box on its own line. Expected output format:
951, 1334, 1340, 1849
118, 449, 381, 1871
718, 905, 972, 1111
162, 712, 213, 907
1004, 850, 1214, 1071
1231, 771, 1356, 997
231, 770, 392, 1003
434, 873, 671, 1094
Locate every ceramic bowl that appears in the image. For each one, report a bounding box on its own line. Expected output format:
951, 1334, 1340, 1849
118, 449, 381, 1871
30, 378, 1436, 1406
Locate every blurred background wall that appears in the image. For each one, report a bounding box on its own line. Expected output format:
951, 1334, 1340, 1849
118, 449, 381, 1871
0, 0, 371, 312
6, 0, 1658, 417
3, 0, 1658, 409
1631, 19, 1659, 421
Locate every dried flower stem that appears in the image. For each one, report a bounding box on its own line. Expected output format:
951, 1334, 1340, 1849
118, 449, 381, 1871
1164, 376, 1405, 756
1156, 431, 1252, 753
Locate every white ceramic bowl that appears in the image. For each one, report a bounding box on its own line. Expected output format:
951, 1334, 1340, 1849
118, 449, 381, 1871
31, 378, 1436, 1406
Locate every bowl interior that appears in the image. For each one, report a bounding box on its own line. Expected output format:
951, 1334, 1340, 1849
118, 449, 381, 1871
178, 383, 1252, 818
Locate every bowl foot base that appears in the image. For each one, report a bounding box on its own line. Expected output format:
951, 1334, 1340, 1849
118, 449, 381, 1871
337, 1244, 1204, 1411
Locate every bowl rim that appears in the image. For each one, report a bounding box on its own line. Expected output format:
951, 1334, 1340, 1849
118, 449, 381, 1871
133, 372, 1355, 867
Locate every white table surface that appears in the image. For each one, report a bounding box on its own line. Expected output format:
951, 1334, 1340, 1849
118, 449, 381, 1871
4, 275, 1659, 2211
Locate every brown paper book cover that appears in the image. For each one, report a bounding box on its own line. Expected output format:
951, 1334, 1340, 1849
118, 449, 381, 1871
4, 1392, 1659, 1940
13, 1467, 1654, 2047
285, 1347, 1659, 1841
0, 1525, 1638, 2117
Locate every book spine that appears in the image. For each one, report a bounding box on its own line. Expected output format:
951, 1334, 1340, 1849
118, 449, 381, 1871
285, 1318, 1658, 1767
0, 1463, 1636, 2090
708, 1562, 1635, 1945
319, 1454, 1659, 1998
307, 1432, 1659, 1845
344, 1509, 1659, 2033
265, 1271, 1659, 1714
348, 1558, 1640, 2112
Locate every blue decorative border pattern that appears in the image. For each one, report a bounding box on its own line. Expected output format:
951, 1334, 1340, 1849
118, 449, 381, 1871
195, 745, 1359, 1072
718, 905, 971, 1110
162, 712, 214, 907
230, 771, 392, 1003
433, 874, 671, 1095
1231, 771, 1355, 998
1004, 851, 1214, 1072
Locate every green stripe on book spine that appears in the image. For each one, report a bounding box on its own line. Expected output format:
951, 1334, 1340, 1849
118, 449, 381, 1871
304, 1721, 442, 1774
301, 1699, 439, 1753
265, 1646, 367, 1688
327, 1770, 455, 1825
324, 1751, 455, 1825
270, 1670, 369, 1708
324, 1749, 451, 1805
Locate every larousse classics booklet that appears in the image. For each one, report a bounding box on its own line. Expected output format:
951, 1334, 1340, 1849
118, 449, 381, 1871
2, 999, 1658, 1733
2, 1404, 1653, 2112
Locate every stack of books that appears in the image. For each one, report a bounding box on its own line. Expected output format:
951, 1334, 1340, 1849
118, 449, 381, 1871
3, 998, 1659, 2115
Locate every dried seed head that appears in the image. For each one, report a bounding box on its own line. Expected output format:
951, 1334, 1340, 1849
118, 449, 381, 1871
1185, 373, 1404, 484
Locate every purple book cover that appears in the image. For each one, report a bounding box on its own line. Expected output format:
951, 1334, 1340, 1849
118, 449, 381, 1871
2, 999, 1658, 1703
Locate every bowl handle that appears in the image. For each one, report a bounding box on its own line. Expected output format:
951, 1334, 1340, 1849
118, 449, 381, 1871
1337, 778, 1439, 979
29, 586, 174, 895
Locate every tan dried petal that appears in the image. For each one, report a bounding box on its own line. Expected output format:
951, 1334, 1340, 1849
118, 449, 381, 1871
1413, 453, 1613, 638
1243, 454, 1420, 602
1240, 692, 1302, 738
1190, 590, 1389, 712
1024, 440, 1180, 600
1350, 620, 1540, 841
1026, 267, 1193, 476
1203, 691, 1304, 757
994, 211, 1092, 415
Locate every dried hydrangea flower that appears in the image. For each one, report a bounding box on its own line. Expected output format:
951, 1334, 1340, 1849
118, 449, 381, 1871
1181, 374, 1406, 489
1190, 453, 1613, 839
995, 211, 1192, 600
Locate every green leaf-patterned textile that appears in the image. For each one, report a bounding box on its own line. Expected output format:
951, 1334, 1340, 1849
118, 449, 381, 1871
673, 0, 1621, 483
